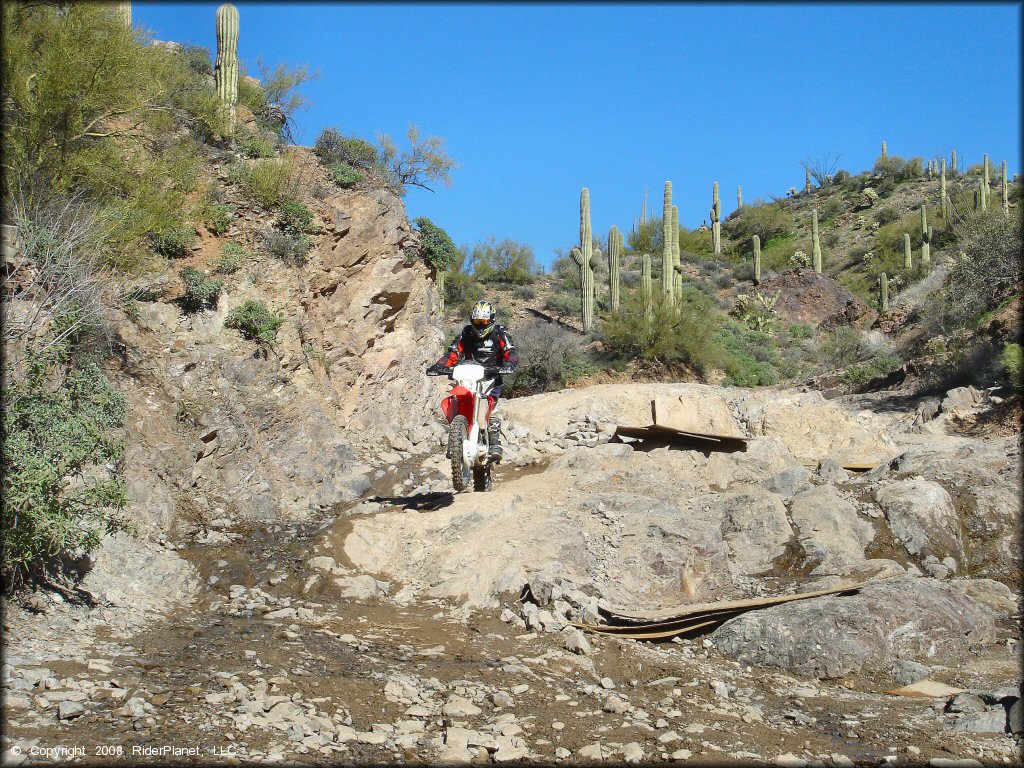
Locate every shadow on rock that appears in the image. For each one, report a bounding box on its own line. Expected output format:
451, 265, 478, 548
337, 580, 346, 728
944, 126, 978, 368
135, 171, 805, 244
369, 492, 455, 512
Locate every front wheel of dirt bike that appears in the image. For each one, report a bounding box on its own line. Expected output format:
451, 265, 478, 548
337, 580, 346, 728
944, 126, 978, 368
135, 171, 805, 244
472, 464, 492, 492
448, 415, 471, 492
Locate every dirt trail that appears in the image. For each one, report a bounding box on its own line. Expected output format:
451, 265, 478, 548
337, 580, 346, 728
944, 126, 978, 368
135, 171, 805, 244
3, 387, 1021, 766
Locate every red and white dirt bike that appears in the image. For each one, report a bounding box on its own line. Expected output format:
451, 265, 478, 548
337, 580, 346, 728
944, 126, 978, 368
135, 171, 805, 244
428, 362, 501, 492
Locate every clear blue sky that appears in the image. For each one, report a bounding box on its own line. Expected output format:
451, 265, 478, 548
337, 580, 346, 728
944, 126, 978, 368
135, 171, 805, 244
135, 2, 1021, 268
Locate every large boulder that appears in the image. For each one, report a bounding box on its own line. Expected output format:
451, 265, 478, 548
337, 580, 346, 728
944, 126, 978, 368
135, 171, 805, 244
875, 479, 965, 565
788, 486, 874, 573
712, 577, 1000, 679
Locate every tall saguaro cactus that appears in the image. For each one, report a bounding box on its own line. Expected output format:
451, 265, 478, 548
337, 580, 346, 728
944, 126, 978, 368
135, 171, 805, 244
811, 208, 822, 273
608, 225, 621, 313
641, 254, 653, 321
671, 205, 682, 303
805, 168, 811, 194
940, 158, 948, 219
752, 235, 761, 285
1002, 160, 1010, 217
215, 3, 240, 138
662, 181, 673, 301
951, 149, 957, 174
711, 182, 721, 255
880, 272, 889, 312
922, 226, 932, 266
737, 185, 743, 209
920, 205, 928, 238
903, 233, 912, 269
979, 177, 987, 212
881, 140, 887, 158
570, 188, 601, 332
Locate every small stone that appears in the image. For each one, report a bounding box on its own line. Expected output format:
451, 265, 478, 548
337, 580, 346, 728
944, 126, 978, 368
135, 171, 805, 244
620, 742, 644, 763
511, 684, 529, 695
657, 731, 681, 743
552, 721, 564, 731
601, 694, 630, 714
670, 749, 693, 761
774, 753, 808, 767
578, 743, 603, 760
600, 677, 615, 690
563, 628, 591, 656
442, 695, 482, 718
491, 692, 514, 708
555, 747, 571, 759
58, 700, 86, 720
711, 680, 729, 699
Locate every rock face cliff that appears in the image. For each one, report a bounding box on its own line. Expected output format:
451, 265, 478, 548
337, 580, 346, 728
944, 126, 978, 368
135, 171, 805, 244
113, 149, 444, 538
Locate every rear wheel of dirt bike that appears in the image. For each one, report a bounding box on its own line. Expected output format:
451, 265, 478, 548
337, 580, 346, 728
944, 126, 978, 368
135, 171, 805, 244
448, 415, 471, 491
472, 464, 492, 492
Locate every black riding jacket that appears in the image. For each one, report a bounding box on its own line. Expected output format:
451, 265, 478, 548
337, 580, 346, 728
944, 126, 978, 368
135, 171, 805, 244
436, 324, 519, 383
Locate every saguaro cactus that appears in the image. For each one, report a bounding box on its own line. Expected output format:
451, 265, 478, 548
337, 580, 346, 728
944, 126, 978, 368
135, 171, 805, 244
922, 226, 932, 266
671, 205, 682, 303
608, 225, 621, 313
811, 208, 822, 273
437, 271, 446, 314
880, 272, 889, 312
805, 168, 812, 194
903, 233, 912, 269
1002, 160, 1010, 217
940, 158, 948, 219
711, 182, 721, 255
662, 181, 673, 301
737, 185, 743, 209
979, 177, 987, 212
881, 140, 887, 158
920, 205, 928, 237
951, 149, 957, 174
641, 253, 653, 320
752, 235, 761, 285
569, 188, 601, 332
215, 3, 240, 137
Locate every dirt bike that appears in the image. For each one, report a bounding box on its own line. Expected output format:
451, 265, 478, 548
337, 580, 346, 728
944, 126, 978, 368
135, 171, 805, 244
427, 362, 506, 492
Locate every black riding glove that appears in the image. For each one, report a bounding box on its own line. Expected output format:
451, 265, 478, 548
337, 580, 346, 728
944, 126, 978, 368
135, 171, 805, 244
426, 363, 448, 376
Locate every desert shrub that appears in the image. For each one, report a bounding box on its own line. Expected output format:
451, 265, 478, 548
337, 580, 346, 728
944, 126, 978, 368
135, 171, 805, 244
180, 267, 222, 311
714, 273, 733, 289
264, 231, 311, 265
733, 262, 756, 283
314, 128, 379, 170
181, 44, 213, 76
237, 71, 267, 115
834, 170, 851, 184
730, 289, 782, 333
444, 271, 485, 317
677, 227, 713, 256
788, 322, 815, 340
214, 241, 248, 274
1, 317, 128, 590
203, 199, 234, 236
413, 217, 459, 271
819, 325, 867, 369
937, 209, 1021, 330
598, 288, 726, 372
699, 259, 721, 276
277, 199, 317, 237
330, 161, 363, 188
225, 300, 284, 345
377, 124, 457, 195
237, 134, 276, 159
503, 320, 590, 396
875, 206, 900, 226
820, 197, 844, 222
722, 201, 791, 243
840, 350, 902, 385
544, 292, 581, 317
151, 225, 196, 258
513, 285, 536, 301
1001, 343, 1023, 391
226, 156, 301, 209
627, 218, 663, 255
714, 321, 780, 387
470, 237, 537, 284
873, 154, 906, 178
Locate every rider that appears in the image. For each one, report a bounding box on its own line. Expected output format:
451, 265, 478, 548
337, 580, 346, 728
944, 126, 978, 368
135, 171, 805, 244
426, 301, 519, 461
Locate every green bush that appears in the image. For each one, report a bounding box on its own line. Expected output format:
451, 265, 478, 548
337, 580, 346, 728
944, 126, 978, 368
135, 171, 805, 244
788, 322, 815, 340
225, 300, 285, 345
203, 199, 234, 236
503, 320, 590, 396
180, 44, 213, 76
840, 350, 902, 385
226, 156, 300, 209
819, 325, 866, 369
313, 128, 379, 170
1, 329, 128, 588
721, 201, 792, 244
470, 237, 538, 285
875, 206, 900, 226
1001, 343, 1023, 391
179, 267, 222, 311
598, 288, 726, 371
544, 292, 581, 317
264, 231, 311, 265
413, 217, 459, 271
444, 270, 485, 317
330, 161, 363, 188
277, 198, 317, 236
237, 134, 276, 159
513, 284, 536, 301
714, 321, 780, 387
151, 225, 196, 258
214, 241, 249, 274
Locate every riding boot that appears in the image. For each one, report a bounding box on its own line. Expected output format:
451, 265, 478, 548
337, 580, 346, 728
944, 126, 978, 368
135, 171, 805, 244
487, 418, 503, 462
